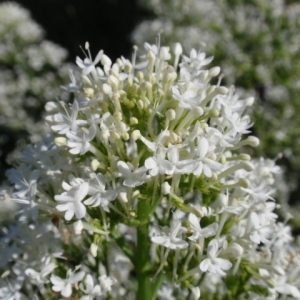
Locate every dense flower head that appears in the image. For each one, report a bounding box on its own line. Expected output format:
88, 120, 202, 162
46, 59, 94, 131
133, 0, 300, 217
2, 39, 300, 298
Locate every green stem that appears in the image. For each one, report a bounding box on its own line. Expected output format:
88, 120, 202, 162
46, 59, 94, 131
136, 199, 162, 300
136, 207, 152, 299
137, 223, 152, 300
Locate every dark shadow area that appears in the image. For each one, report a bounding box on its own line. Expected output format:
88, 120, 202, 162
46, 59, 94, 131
4, 0, 151, 61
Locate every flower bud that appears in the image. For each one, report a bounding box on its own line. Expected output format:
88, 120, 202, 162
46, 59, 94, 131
131, 130, 141, 141
91, 159, 100, 171
74, 220, 83, 235
225, 243, 244, 257
166, 109, 176, 121
173, 42, 183, 56
90, 243, 98, 257
130, 117, 138, 125
159, 47, 170, 60
209, 66, 221, 77
54, 137, 66, 146
161, 182, 171, 195
101, 54, 112, 67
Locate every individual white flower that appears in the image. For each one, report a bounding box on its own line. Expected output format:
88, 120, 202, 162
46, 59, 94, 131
84, 173, 117, 211
99, 274, 115, 292
151, 220, 188, 250
192, 136, 223, 177
66, 124, 97, 155
200, 239, 232, 276
49, 100, 80, 134
117, 161, 147, 187
171, 85, 203, 109
51, 270, 85, 298
79, 274, 102, 300
188, 213, 218, 241
54, 176, 89, 220
144, 149, 175, 176
76, 46, 104, 76
25, 262, 56, 286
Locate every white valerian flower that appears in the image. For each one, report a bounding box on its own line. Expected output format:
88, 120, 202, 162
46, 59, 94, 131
145, 150, 175, 176
25, 262, 57, 286
55, 176, 89, 220
79, 274, 102, 299
50, 100, 80, 134
51, 270, 85, 298
66, 124, 97, 155
84, 173, 117, 211
200, 239, 232, 276
3, 36, 300, 299
151, 220, 188, 250
117, 161, 147, 187
188, 213, 218, 242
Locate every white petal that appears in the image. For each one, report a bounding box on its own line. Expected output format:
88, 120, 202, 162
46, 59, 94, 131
200, 258, 211, 272
61, 283, 72, 297
74, 202, 86, 219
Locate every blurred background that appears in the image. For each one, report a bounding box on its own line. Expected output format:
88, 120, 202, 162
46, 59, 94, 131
0, 0, 151, 180
1, 0, 300, 227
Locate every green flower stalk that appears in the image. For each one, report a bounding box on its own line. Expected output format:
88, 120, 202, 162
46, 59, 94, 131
1, 40, 300, 299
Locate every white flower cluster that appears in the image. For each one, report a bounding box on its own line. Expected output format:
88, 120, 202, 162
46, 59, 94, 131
132, 0, 300, 213
2, 40, 300, 298
0, 2, 72, 179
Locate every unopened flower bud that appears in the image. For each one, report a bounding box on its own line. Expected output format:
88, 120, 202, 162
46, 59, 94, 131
91, 159, 100, 171
136, 71, 144, 82
74, 220, 83, 235
107, 75, 119, 90
192, 106, 204, 117
245, 97, 255, 106
82, 75, 92, 86
122, 132, 129, 141
118, 192, 128, 203
173, 42, 183, 56
101, 54, 112, 67
147, 50, 156, 63
131, 130, 141, 140
215, 86, 228, 95
130, 117, 138, 125
102, 83, 112, 95
124, 62, 132, 73
159, 47, 170, 60
45, 101, 58, 112
84, 87, 94, 98
141, 81, 152, 91
246, 136, 260, 147
109, 68, 119, 79
90, 243, 98, 257
225, 243, 244, 257
113, 111, 122, 122
166, 109, 176, 121
272, 265, 285, 276
209, 109, 219, 118
54, 137, 66, 146
209, 66, 221, 77
117, 58, 124, 68
137, 99, 144, 110
162, 182, 171, 195
238, 178, 250, 188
